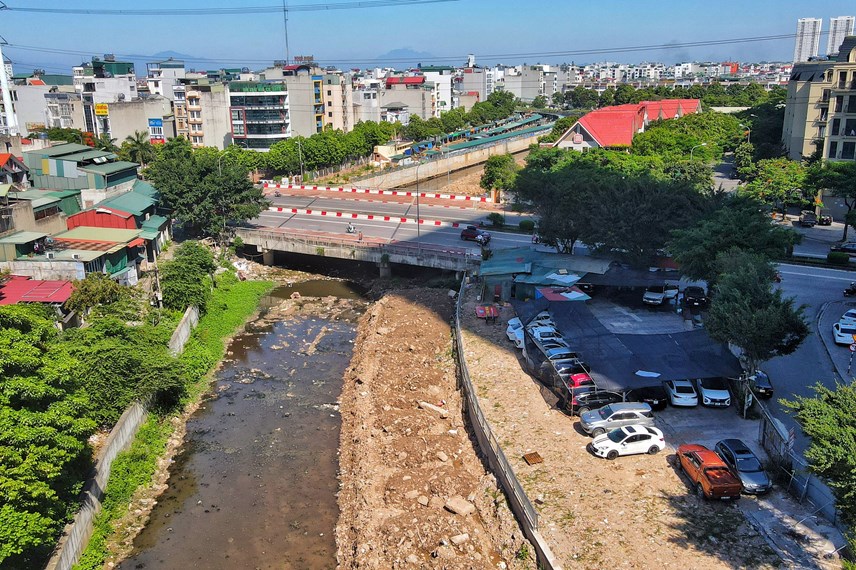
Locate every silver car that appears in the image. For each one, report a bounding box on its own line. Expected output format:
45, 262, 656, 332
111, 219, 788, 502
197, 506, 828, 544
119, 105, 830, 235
579, 402, 654, 437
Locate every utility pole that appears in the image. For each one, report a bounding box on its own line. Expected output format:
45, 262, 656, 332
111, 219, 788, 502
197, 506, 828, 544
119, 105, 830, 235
282, 0, 290, 64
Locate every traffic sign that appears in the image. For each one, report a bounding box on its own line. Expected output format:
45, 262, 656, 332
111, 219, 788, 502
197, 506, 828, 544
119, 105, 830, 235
849, 343, 856, 353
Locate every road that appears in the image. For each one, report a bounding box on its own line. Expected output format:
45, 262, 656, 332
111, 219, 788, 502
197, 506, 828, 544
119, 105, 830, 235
767, 262, 855, 453
252, 188, 536, 251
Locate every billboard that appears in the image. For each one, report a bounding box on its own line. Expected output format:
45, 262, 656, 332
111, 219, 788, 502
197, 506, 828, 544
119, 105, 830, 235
94, 103, 109, 116
148, 118, 163, 128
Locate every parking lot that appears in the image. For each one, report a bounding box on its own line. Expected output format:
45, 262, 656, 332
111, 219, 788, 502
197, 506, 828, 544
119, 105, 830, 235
479, 289, 848, 568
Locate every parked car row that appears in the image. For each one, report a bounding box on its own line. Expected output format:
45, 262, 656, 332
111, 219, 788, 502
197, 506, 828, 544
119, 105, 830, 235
642, 284, 709, 308
832, 309, 856, 345
663, 377, 731, 408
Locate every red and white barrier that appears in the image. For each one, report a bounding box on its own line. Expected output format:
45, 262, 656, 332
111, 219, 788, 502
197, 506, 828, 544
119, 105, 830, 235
266, 206, 465, 228
263, 182, 493, 203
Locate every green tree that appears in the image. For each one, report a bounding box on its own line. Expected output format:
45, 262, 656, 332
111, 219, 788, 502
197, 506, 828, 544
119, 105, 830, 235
705, 248, 808, 372
806, 161, 856, 240
733, 141, 756, 181
64, 272, 130, 316
160, 241, 216, 312
551, 92, 565, 108
146, 138, 268, 238
94, 132, 118, 153
669, 196, 800, 283
480, 154, 519, 198
598, 87, 616, 108
531, 95, 548, 109
783, 383, 856, 523
740, 158, 808, 217
120, 130, 156, 168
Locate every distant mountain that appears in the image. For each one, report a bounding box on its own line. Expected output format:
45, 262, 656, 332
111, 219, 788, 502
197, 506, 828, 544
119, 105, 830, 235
371, 48, 445, 69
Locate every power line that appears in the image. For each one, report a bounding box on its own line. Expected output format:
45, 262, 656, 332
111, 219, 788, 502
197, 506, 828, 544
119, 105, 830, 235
1, 0, 456, 16
5, 32, 806, 68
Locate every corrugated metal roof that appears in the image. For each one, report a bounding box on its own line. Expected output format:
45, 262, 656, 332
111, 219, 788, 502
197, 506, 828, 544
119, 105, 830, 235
54, 226, 141, 243
56, 149, 114, 162
142, 214, 168, 228
0, 231, 48, 244
140, 229, 160, 240
0, 275, 74, 305
25, 143, 93, 157
132, 180, 159, 196
99, 191, 156, 216
78, 161, 139, 175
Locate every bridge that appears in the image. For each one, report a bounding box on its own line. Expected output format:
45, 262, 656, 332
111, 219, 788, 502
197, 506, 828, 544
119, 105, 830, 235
235, 226, 482, 274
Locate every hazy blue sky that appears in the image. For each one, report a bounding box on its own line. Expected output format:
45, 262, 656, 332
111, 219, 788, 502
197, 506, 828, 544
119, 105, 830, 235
2, 0, 854, 74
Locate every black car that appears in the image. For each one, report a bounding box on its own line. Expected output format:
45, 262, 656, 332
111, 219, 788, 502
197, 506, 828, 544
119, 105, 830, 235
818, 214, 833, 226
566, 389, 625, 415
460, 225, 491, 244
625, 384, 669, 411
714, 439, 772, 494
831, 242, 856, 256
747, 370, 774, 399
683, 286, 708, 308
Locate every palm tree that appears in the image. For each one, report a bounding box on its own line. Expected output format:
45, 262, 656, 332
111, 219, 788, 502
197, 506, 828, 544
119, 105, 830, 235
95, 132, 118, 154
123, 130, 156, 167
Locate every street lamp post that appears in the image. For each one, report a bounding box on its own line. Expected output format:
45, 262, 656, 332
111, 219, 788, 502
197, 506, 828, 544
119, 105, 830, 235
740, 123, 752, 144
415, 162, 421, 249
690, 142, 708, 161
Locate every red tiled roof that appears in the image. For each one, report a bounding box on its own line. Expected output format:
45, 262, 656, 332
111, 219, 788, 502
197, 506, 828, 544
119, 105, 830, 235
0, 153, 11, 168
577, 107, 645, 147
386, 76, 425, 86
640, 99, 701, 121
0, 275, 74, 305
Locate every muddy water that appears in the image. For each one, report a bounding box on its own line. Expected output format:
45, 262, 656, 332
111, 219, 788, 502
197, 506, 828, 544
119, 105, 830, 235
119, 280, 365, 569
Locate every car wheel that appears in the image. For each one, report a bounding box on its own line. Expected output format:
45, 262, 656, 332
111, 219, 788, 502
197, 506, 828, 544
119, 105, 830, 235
647, 446, 660, 455
606, 450, 619, 460
460, 235, 466, 240
695, 483, 705, 500
592, 428, 605, 437
578, 407, 590, 415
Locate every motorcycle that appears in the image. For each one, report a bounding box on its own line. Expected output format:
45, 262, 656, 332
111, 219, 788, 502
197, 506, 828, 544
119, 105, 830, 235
346, 223, 357, 234
532, 234, 541, 244
273, 190, 281, 197
845, 282, 856, 297
774, 271, 782, 283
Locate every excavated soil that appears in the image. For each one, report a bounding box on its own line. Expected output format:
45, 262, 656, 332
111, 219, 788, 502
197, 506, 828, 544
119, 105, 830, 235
336, 289, 534, 569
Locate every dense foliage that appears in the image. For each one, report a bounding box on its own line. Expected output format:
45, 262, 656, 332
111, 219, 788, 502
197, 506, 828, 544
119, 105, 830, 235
806, 161, 856, 240
401, 91, 518, 142
739, 158, 809, 214
480, 154, 519, 197
552, 83, 785, 111
27, 127, 96, 147
631, 111, 744, 163
160, 241, 217, 313
145, 138, 268, 238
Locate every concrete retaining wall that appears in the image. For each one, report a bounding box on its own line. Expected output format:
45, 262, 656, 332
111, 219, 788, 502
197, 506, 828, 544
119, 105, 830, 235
169, 305, 200, 356
355, 132, 544, 189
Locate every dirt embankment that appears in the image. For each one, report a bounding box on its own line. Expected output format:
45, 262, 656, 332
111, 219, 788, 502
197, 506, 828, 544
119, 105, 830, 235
336, 289, 534, 569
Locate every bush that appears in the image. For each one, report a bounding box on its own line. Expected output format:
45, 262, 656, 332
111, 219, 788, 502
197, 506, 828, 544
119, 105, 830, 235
519, 220, 535, 233
828, 251, 850, 265
487, 212, 505, 227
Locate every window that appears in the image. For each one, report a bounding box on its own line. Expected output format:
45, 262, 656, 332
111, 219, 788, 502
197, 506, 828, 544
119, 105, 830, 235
833, 118, 841, 135
150, 126, 163, 136
821, 89, 831, 102
836, 96, 844, 112
328, 111, 332, 118
829, 141, 839, 158
843, 141, 856, 160
846, 119, 856, 136
233, 124, 245, 135
192, 136, 203, 144
818, 125, 826, 138
327, 90, 332, 96
191, 124, 202, 132
231, 110, 242, 121
849, 96, 856, 113
190, 111, 201, 119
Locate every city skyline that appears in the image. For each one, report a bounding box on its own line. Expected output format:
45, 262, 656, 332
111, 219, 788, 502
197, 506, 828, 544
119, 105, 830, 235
1, 0, 854, 74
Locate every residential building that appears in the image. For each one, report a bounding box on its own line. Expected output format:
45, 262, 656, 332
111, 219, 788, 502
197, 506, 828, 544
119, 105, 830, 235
174, 75, 232, 149
784, 37, 856, 163
1, 189, 79, 235
73, 56, 138, 137
382, 75, 438, 119
0, 275, 74, 311
146, 58, 186, 98
84, 96, 174, 146
457, 68, 488, 101
352, 78, 382, 123
321, 72, 354, 132
503, 64, 555, 102
794, 18, 823, 63
45, 91, 86, 130
553, 100, 701, 151
420, 66, 454, 113
0, 153, 28, 186
282, 65, 325, 137
228, 81, 290, 151
828, 17, 856, 56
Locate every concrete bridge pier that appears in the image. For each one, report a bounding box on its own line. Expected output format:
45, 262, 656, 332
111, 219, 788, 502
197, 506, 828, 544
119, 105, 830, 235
378, 259, 392, 278
262, 249, 275, 266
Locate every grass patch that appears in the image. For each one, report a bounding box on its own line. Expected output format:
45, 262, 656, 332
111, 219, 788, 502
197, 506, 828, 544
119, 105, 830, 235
73, 275, 274, 569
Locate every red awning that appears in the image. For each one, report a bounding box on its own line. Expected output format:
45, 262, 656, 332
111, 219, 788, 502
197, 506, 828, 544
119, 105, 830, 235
128, 237, 146, 248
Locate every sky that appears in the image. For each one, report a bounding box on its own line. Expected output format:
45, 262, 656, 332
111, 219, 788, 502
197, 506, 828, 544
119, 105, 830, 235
2, 0, 855, 75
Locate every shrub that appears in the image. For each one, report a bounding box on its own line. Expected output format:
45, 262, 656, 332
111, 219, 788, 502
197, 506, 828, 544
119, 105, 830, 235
519, 220, 535, 233
487, 212, 505, 227
828, 251, 850, 265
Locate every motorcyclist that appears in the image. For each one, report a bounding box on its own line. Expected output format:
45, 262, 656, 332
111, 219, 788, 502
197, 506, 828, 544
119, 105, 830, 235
347, 222, 356, 234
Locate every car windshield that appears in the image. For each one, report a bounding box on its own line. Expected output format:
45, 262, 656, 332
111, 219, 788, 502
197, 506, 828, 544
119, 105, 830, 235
606, 429, 626, 443
736, 457, 763, 472
647, 286, 665, 293
701, 377, 727, 390
841, 325, 856, 335
675, 385, 694, 394
598, 405, 614, 419
686, 287, 703, 295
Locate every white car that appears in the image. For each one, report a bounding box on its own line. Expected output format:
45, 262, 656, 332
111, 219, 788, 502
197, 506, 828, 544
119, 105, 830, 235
664, 379, 698, 407
642, 284, 679, 306
588, 425, 666, 460
528, 326, 565, 343
694, 377, 731, 408
833, 322, 856, 345
840, 309, 856, 325
530, 311, 556, 327
506, 318, 524, 348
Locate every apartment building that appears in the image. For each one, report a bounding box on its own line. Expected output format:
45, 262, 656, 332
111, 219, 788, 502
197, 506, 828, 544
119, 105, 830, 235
828, 17, 856, 56
103, 96, 175, 145
321, 72, 354, 132
228, 81, 290, 151
503, 65, 554, 102
794, 18, 823, 63
352, 78, 382, 124
73, 56, 138, 137
784, 37, 856, 163
173, 75, 232, 149
382, 75, 438, 120
420, 66, 454, 114
146, 58, 186, 98
45, 91, 86, 130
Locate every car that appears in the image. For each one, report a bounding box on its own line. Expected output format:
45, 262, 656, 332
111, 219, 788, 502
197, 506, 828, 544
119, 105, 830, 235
579, 402, 654, 436
567, 389, 625, 415
588, 425, 666, 460
664, 379, 698, 407
832, 321, 856, 345
799, 210, 817, 227
527, 326, 565, 343
460, 225, 491, 244
677, 444, 743, 500
840, 309, 856, 325
625, 384, 669, 411
818, 214, 833, 226
831, 242, 856, 256
530, 311, 555, 327
714, 439, 772, 495
643, 284, 679, 306
505, 317, 523, 346
544, 348, 581, 361
554, 357, 591, 375
539, 338, 570, 350
683, 286, 708, 308
746, 370, 774, 399
694, 377, 731, 408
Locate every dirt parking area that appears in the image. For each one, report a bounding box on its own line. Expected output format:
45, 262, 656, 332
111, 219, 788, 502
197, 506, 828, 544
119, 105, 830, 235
459, 288, 785, 570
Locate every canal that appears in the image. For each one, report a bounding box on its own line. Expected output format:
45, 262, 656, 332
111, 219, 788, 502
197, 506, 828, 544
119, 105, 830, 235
118, 280, 368, 569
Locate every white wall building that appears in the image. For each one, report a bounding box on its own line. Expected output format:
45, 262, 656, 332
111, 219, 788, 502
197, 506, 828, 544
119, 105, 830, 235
828, 16, 856, 56
794, 17, 823, 62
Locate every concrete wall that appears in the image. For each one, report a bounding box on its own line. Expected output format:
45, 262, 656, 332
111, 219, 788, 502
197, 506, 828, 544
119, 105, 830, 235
354, 131, 543, 189
169, 305, 199, 355
0, 259, 85, 280
10, 202, 68, 235
106, 96, 173, 145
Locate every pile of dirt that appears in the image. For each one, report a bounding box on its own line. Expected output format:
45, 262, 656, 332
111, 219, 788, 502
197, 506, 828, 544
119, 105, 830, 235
336, 289, 534, 569
458, 291, 783, 570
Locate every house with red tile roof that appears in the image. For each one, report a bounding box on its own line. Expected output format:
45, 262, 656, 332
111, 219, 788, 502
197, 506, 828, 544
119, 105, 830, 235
554, 99, 701, 151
